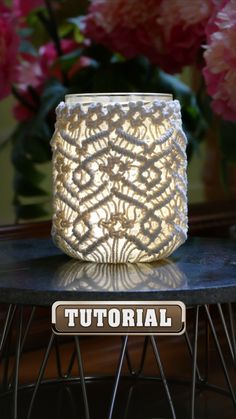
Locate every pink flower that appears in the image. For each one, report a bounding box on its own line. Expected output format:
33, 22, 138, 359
0, 0, 42, 101
13, 85, 41, 121
83, 0, 159, 61
16, 39, 82, 94
86, 0, 159, 32
158, 1, 213, 28
16, 54, 43, 91
0, 2, 20, 99
203, 0, 236, 121
14, 39, 91, 121
83, 0, 213, 73
39, 39, 79, 79
13, 0, 44, 17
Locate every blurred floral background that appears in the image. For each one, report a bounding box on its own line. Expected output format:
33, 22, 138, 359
0, 0, 236, 224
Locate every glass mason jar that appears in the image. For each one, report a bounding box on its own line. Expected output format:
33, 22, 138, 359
51, 93, 187, 263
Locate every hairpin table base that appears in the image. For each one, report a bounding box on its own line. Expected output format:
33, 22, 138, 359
0, 303, 236, 419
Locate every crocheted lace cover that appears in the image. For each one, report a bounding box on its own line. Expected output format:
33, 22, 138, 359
51, 98, 187, 263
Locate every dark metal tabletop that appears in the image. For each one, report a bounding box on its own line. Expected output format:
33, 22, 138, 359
0, 236, 235, 306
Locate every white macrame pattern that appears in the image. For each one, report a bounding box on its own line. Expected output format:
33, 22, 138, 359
51, 98, 188, 263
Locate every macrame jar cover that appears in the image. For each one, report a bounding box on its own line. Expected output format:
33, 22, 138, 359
51, 93, 187, 263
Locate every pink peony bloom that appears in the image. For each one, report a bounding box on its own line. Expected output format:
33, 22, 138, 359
203, 0, 236, 121
13, 0, 44, 17
16, 54, 43, 91
0, 2, 20, 99
16, 39, 82, 93
39, 39, 79, 79
83, 0, 213, 73
14, 40, 75, 121
86, 0, 159, 32
14, 39, 91, 121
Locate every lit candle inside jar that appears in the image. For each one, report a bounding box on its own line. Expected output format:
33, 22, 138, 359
51, 93, 187, 263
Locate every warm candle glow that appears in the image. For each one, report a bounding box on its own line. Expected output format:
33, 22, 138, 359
51, 93, 187, 263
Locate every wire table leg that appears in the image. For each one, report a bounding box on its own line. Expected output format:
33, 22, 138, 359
184, 328, 202, 382
8, 307, 36, 389
27, 333, 55, 419
191, 305, 199, 419
64, 385, 77, 419
0, 305, 17, 390
123, 385, 134, 419
65, 348, 76, 378
204, 309, 210, 383
218, 304, 235, 362
2, 325, 13, 390
150, 336, 176, 419
74, 336, 90, 419
20, 307, 36, 354
125, 341, 135, 376
54, 335, 64, 378
204, 304, 236, 406
136, 336, 149, 376
228, 303, 236, 362
0, 302, 235, 419
13, 306, 23, 419
125, 336, 149, 377
0, 305, 15, 356
108, 336, 128, 419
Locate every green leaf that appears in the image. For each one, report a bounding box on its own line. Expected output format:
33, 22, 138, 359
18, 27, 34, 37
67, 66, 98, 92
37, 79, 67, 119
74, 27, 85, 43
59, 49, 83, 72
19, 40, 37, 56
155, 70, 191, 100
26, 138, 51, 163
14, 203, 48, 220
58, 22, 74, 38
12, 157, 45, 184
68, 16, 85, 29
11, 120, 52, 163
91, 64, 131, 92
83, 44, 112, 63
220, 120, 236, 164
14, 173, 48, 197
220, 158, 229, 189
119, 57, 150, 90
197, 89, 213, 124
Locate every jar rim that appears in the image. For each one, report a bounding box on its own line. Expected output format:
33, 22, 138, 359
65, 92, 173, 104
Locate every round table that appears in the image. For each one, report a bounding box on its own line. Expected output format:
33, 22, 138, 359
0, 236, 236, 419
0, 236, 236, 306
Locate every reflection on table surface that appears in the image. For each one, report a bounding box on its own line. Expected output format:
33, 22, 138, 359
0, 236, 236, 306
54, 259, 187, 292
